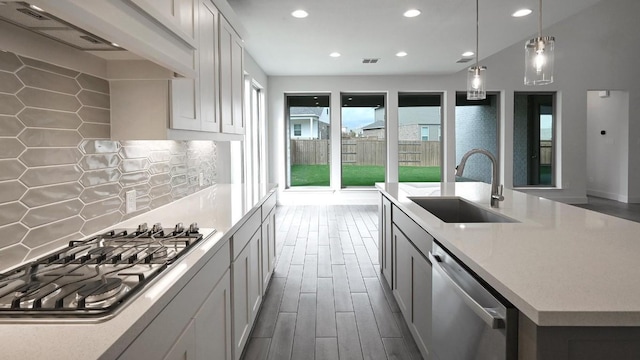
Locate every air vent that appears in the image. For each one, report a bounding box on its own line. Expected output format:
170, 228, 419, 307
16, 8, 47, 20
80, 35, 101, 44
456, 58, 473, 63
362, 58, 379, 64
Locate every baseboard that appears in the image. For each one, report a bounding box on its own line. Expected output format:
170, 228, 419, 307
587, 189, 628, 203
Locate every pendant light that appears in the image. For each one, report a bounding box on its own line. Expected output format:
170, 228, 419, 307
467, 0, 486, 100
524, 0, 555, 85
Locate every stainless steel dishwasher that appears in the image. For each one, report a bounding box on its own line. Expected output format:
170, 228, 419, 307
429, 242, 517, 360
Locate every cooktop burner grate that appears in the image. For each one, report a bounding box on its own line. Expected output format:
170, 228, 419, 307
0, 222, 212, 319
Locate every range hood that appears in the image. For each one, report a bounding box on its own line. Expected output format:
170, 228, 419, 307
0, 1, 123, 51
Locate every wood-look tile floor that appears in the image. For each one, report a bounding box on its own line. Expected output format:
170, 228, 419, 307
242, 205, 423, 360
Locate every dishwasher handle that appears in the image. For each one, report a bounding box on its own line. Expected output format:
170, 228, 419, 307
429, 252, 505, 329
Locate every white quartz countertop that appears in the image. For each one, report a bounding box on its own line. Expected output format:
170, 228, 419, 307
0, 183, 277, 360
378, 182, 640, 327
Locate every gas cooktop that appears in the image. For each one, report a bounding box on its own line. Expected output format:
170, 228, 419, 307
0, 222, 214, 320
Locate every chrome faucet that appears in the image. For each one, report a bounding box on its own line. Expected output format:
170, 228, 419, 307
455, 148, 504, 208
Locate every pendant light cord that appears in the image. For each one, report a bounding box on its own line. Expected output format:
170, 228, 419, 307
475, 0, 479, 68
476, 0, 480, 69
538, 0, 542, 38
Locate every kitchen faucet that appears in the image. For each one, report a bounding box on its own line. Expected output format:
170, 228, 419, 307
455, 148, 504, 208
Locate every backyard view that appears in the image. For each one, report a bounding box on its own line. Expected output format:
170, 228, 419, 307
291, 164, 441, 186
287, 93, 443, 187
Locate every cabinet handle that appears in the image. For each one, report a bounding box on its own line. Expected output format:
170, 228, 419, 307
429, 252, 505, 329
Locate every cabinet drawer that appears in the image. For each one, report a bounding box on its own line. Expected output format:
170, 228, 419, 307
262, 193, 276, 221
231, 209, 261, 260
392, 205, 433, 257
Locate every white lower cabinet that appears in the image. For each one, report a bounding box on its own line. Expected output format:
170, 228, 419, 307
380, 195, 392, 288
195, 270, 232, 360
390, 212, 432, 360
261, 205, 276, 294
164, 319, 197, 360
231, 229, 262, 360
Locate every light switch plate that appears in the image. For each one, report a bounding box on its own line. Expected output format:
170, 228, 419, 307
125, 190, 136, 214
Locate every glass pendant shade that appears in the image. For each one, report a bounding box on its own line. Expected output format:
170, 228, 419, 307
525, 36, 555, 85
467, 66, 487, 100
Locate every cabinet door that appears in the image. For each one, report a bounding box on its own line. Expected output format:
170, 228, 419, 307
260, 208, 276, 294
170, 0, 200, 131
219, 16, 244, 134
392, 224, 412, 323
232, 230, 261, 360
380, 195, 392, 287
195, 270, 231, 360
199, 0, 220, 132
164, 319, 197, 360
411, 246, 432, 359
171, 63, 200, 130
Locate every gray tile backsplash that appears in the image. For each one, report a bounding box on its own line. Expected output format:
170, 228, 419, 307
0, 51, 217, 270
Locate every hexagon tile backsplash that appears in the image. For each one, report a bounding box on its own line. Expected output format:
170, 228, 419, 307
0, 51, 217, 270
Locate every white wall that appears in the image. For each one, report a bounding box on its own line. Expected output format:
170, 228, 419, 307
587, 91, 630, 201
266, 0, 640, 204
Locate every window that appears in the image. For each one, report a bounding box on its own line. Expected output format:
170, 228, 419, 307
513, 93, 555, 187
421, 126, 429, 141
341, 93, 386, 187
398, 93, 442, 183
286, 94, 331, 187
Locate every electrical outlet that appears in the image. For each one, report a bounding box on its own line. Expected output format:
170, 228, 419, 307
125, 190, 136, 214
199, 172, 204, 186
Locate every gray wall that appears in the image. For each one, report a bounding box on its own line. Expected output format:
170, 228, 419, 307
455, 98, 498, 184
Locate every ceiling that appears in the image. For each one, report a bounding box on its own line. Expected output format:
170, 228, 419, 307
227, 0, 602, 76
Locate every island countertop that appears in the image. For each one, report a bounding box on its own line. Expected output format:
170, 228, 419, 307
377, 182, 640, 327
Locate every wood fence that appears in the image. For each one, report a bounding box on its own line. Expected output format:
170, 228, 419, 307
290, 139, 441, 166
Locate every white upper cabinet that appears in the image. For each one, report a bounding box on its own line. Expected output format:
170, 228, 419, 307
110, 0, 246, 140
219, 16, 245, 134
132, 0, 198, 44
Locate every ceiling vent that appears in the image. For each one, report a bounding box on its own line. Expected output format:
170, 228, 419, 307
456, 57, 473, 63
362, 58, 379, 64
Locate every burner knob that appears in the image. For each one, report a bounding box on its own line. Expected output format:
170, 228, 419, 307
152, 223, 163, 234
137, 223, 149, 234
189, 223, 199, 234
174, 222, 185, 235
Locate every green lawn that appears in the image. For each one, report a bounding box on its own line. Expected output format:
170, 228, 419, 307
290, 164, 441, 187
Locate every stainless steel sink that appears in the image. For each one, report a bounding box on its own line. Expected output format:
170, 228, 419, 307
409, 197, 518, 223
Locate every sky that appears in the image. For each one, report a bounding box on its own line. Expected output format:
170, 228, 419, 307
341, 107, 377, 131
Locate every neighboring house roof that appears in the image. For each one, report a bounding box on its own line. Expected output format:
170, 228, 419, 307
290, 107, 324, 117
362, 120, 385, 130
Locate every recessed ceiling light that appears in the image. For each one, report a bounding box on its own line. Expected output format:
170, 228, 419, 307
291, 9, 308, 18
29, 4, 45, 11
329, 52, 341, 58
512, 9, 532, 17
462, 51, 474, 57
403, 9, 421, 18
396, 51, 408, 57
111, 42, 120, 48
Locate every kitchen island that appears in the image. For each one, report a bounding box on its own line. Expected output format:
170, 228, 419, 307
0, 183, 277, 360
378, 182, 640, 360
